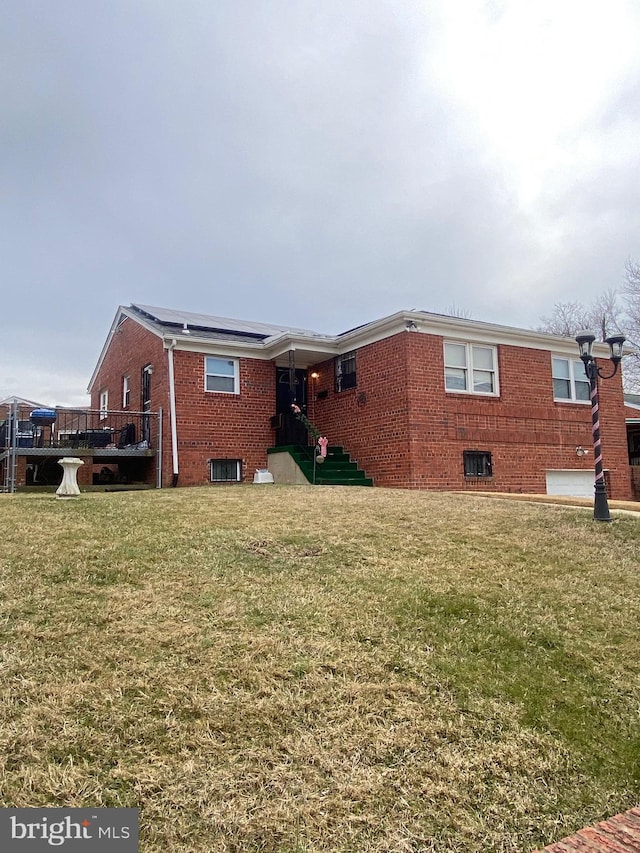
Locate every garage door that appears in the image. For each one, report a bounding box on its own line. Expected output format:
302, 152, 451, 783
545, 470, 594, 498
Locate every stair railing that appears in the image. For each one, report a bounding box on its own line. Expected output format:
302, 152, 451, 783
291, 404, 327, 484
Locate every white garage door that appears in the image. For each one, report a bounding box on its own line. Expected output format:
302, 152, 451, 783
545, 470, 594, 498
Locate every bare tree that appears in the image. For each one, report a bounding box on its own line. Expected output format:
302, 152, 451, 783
445, 303, 473, 320
538, 276, 639, 392
537, 290, 623, 339
537, 301, 592, 337
589, 288, 628, 342
623, 261, 640, 341
621, 261, 640, 388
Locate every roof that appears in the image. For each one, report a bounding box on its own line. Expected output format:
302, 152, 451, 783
88, 302, 621, 392
131, 304, 323, 341
0, 395, 51, 411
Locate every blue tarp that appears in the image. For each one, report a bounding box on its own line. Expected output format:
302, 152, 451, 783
30, 409, 57, 423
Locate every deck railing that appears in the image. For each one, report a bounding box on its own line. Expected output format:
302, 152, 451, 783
1, 404, 162, 493
0, 406, 157, 452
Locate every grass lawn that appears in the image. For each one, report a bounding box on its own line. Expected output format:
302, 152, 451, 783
1, 486, 639, 852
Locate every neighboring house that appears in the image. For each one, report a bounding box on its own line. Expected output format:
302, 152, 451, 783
85, 303, 633, 500
1, 397, 52, 491
0, 396, 50, 410
624, 393, 640, 499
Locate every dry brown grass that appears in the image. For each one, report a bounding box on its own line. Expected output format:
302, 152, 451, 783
1, 486, 639, 852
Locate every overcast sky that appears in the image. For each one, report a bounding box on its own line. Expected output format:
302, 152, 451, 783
3, 0, 640, 406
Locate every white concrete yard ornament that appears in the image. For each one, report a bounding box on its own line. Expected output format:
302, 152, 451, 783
56, 457, 84, 498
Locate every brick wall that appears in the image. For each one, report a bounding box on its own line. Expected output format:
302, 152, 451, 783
91, 317, 167, 485
308, 332, 632, 499
171, 350, 275, 486
93, 318, 277, 486
93, 318, 632, 498
309, 335, 412, 488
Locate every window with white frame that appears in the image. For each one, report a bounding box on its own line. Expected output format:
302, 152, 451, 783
122, 375, 131, 408
552, 357, 590, 402
205, 357, 239, 394
209, 459, 242, 482
99, 389, 108, 420
444, 342, 498, 395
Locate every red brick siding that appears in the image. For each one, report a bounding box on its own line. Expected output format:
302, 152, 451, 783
171, 351, 275, 486
91, 317, 167, 412
309, 335, 412, 488
93, 318, 277, 486
309, 333, 632, 499
90, 317, 167, 485
94, 317, 631, 498
537, 806, 640, 852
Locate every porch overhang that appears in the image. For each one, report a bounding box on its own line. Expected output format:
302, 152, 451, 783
267, 338, 339, 369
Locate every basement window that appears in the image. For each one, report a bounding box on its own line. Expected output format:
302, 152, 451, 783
463, 450, 492, 478
210, 459, 242, 483
336, 351, 357, 392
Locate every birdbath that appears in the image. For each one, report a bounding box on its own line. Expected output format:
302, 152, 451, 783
56, 457, 84, 498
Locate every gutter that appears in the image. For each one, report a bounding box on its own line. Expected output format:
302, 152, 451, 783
167, 339, 180, 487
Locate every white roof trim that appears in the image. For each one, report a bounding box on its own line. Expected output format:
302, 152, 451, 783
89, 304, 618, 390
0, 396, 51, 410
87, 306, 164, 392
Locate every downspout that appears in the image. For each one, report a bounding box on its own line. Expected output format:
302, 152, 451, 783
167, 339, 180, 487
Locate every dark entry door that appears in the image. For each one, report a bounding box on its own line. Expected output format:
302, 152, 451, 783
275, 367, 308, 446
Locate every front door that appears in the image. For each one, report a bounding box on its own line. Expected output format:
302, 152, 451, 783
275, 367, 308, 446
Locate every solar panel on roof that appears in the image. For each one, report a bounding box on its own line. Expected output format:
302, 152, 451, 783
131, 304, 321, 339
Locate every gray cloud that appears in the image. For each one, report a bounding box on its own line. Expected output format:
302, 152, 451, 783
2, 1, 640, 404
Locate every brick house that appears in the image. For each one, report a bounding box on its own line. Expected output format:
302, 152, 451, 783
625, 394, 640, 499
86, 303, 633, 499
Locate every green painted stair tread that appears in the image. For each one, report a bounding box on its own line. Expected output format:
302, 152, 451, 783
311, 473, 374, 486
298, 460, 366, 480
267, 445, 373, 486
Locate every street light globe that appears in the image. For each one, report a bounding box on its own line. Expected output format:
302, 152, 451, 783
575, 330, 596, 359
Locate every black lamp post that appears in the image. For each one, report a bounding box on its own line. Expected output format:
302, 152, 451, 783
575, 330, 626, 522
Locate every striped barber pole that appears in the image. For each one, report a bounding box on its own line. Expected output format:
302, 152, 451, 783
586, 365, 613, 521
590, 373, 605, 485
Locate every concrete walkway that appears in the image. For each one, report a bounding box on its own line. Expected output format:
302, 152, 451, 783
459, 491, 640, 517
537, 807, 640, 852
